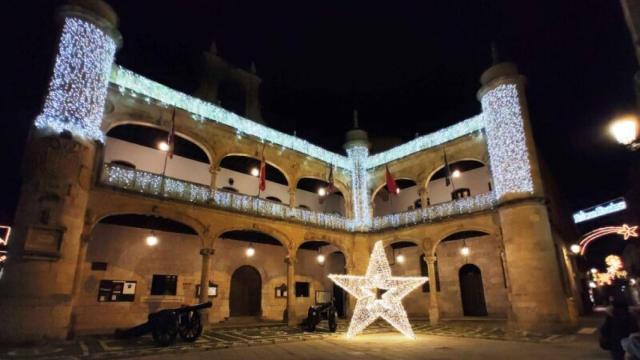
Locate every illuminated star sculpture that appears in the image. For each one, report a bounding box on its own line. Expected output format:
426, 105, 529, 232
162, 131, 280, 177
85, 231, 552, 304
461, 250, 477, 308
579, 224, 639, 255
329, 241, 427, 338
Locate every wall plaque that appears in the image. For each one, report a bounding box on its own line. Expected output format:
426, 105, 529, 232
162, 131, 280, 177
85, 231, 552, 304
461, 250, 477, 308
98, 280, 137, 302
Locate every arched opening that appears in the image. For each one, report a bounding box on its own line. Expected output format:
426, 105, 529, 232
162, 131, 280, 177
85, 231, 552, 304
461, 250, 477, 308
458, 264, 487, 316
296, 178, 345, 215
75, 213, 201, 333
372, 179, 417, 217
218, 155, 289, 199
427, 160, 490, 206
229, 265, 262, 317
105, 124, 211, 185
217, 229, 285, 322
296, 241, 348, 318
383, 240, 425, 317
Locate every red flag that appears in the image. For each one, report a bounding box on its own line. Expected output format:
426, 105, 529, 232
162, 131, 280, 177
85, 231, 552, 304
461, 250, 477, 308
167, 108, 176, 159
385, 165, 399, 195
326, 164, 335, 195
258, 147, 266, 192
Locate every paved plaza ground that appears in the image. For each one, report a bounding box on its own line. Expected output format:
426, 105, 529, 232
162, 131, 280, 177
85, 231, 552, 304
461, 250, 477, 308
0, 319, 610, 359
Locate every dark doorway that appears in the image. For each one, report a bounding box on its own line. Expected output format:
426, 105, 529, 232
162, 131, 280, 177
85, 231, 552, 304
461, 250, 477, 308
458, 264, 488, 316
333, 283, 346, 318
229, 265, 262, 317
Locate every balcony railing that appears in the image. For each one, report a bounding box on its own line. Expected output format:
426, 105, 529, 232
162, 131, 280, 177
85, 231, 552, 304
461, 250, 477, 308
100, 163, 497, 232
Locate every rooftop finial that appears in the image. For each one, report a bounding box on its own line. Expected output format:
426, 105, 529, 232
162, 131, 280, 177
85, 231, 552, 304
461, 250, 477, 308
491, 41, 500, 65
353, 109, 359, 129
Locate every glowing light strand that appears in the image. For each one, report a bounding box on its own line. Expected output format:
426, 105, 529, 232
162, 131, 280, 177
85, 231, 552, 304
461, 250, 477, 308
110, 66, 351, 169
35, 18, 116, 141
366, 115, 485, 169
573, 198, 627, 224
102, 163, 494, 231
0, 225, 12, 280
329, 241, 427, 338
347, 146, 372, 230
579, 224, 638, 255
482, 84, 534, 198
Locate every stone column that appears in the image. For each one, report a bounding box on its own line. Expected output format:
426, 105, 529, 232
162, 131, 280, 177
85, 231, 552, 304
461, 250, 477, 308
426, 255, 440, 325
418, 188, 429, 208
209, 166, 218, 189
199, 248, 214, 324
285, 255, 296, 326
288, 188, 297, 208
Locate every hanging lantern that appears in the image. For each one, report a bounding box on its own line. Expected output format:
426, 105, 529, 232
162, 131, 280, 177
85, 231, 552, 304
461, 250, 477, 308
146, 231, 159, 246
246, 243, 255, 257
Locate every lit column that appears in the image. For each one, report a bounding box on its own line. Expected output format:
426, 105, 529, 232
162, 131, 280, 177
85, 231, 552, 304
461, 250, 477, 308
347, 147, 371, 230
199, 248, 214, 324
478, 61, 570, 331
285, 255, 296, 326
426, 255, 439, 325
0, 0, 121, 342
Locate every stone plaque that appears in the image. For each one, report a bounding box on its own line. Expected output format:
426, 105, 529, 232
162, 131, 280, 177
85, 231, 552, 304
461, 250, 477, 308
24, 226, 65, 258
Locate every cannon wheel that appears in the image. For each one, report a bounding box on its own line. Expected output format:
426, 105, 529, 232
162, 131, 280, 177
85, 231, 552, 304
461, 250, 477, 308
151, 313, 178, 347
178, 310, 203, 342
306, 308, 317, 332
328, 309, 338, 332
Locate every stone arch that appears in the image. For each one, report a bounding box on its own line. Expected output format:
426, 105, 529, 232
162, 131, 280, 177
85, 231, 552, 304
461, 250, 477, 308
216, 152, 291, 186
380, 237, 423, 250
214, 224, 291, 250
89, 208, 208, 248
295, 233, 351, 264
421, 158, 487, 189
370, 177, 417, 203
294, 175, 350, 201
105, 120, 214, 165
429, 226, 495, 257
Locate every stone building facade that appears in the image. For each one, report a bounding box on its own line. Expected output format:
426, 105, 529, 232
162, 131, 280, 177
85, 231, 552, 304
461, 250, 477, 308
0, 0, 582, 342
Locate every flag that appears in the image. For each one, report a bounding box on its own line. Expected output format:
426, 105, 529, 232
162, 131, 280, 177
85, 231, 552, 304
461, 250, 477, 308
258, 146, 266, 192
443, 149, 452, 187
385, 165, 398, 195
326, 164, 336, 195
167, 108, 176, 159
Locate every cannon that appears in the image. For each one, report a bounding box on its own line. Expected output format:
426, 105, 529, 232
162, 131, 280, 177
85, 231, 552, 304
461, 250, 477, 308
304, 301, 338, 332
115, 301, 212, 346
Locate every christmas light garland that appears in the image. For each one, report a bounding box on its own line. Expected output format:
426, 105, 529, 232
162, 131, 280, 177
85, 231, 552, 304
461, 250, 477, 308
329, 241, 427, 338
348, 146, 372, 230
0, 225, 12, 280
35, 18, 116, 141
482, 84, 534, 198
579, 224, 638, 256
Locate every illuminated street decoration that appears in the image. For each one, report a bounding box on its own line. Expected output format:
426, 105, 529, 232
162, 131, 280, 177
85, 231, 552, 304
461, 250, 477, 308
0, 226, 12, 280
347, 146, 372, 230
482, 84, 534, 199
579, 224, 638, 255
590, 255, 628, 286
35, 18, 116, 141
573, 198, 627, 224
329, 241, 427, 338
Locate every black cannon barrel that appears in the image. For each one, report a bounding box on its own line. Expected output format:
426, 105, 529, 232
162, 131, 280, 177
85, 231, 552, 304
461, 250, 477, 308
175, 301, 212, 313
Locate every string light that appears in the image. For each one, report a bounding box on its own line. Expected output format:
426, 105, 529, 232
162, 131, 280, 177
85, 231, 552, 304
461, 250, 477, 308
590, 255, 628, 286
0, 226, 12, 280
347, 146, 372, 230
35, 18, 116, 141
573, 198, 627, 224
329, 241, 427, 338
578, 224, 638, 255
481, 84, 534, 199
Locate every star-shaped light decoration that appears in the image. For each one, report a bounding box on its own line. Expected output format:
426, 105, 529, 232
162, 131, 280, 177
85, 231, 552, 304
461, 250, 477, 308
617, 224, 638, 240
329, 241, 427, 338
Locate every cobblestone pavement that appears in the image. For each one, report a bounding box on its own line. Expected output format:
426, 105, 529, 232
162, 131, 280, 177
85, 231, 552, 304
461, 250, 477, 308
0, 320, 597, 360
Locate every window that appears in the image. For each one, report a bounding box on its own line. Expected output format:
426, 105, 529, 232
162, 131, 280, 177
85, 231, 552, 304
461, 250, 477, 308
151, 274, 178, 296
91, 262, 108, 271
295, 282, 310, 297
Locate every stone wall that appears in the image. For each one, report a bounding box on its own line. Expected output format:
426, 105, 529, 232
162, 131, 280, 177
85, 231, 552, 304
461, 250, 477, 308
74, 224, 339, 333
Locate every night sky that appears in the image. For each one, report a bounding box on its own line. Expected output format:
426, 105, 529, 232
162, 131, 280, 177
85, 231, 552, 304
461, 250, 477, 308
2, 0, 639, 228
